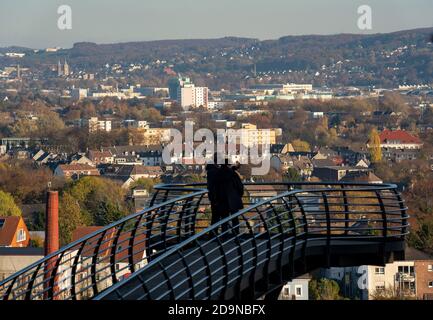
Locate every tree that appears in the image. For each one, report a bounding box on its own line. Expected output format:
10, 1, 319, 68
64, 177, 130, 227
284, 168, 302, 182
59, 192, 85, 245
130, 177, 161, 193
0, 190, 22, 216
291, 139, 311, 152
408, 220, 433, 255
309, 278, 342, 300
368, 128, 382, 163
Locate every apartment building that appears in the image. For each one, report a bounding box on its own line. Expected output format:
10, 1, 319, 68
81, 117, 112, 133
322, 248, 433, 300
131, 128, 171, 146
178, 84, 209, 109
233, 123, 281, 147
172, 76, 209, 109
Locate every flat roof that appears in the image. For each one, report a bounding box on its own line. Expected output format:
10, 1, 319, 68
0, 247, 44, 256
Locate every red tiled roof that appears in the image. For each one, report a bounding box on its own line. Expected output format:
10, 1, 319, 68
379, 130, 422, 144
0, 216, 20, 246
88, 150, 113, 159
58, 164, 100, 174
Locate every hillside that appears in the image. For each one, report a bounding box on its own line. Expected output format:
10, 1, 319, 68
1, 27, 432, 88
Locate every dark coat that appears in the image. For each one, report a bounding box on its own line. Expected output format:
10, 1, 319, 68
208, 165, 244, 215
206, 164, 219, 206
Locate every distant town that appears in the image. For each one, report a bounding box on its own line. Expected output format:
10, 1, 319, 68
0, 27, 433, 301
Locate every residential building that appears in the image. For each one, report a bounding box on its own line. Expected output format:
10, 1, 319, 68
340, 171, 383, 184
174, 77, 209, 109
0, 248, 44, 282
270, 154, 313, 179
68, 153, 94, 166
278, 275, 311, 300
83, 117, 112, 133
132, 128, 171, 146
378, 130, 423, 150
0, 216, 30, 248
87, 150, 114, 165
105, 165, 163, 188
139, 150, 163, 166
54, 164, 100, 179
312, 166, 371, 182
231, 123, 281, 147
322, 248, 433, 300
245, 185, 278, 204
71, 88, 88, 101
414, 260, 433, 300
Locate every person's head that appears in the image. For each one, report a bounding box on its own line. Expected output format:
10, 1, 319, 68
232, 161, 241, 171
213, 152, 228, 165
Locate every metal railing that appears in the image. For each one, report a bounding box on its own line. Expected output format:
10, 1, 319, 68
96, 183, 409, 300
0, 182, 409, 300
0, 188, 206, 300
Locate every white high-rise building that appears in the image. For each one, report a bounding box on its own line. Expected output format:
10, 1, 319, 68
85, 117, 112, 133
177, 80, 208, 109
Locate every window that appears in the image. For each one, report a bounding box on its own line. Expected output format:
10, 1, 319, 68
428, 265, 433, 272
429, 281, 433, 288
398, 266, 414, 275
295, 285, 302, 297
375, 267, 385, 275
16, 229, 26, 242
283, 286, 290, 296
376, 285, 385, 292
0, 219, 5, 229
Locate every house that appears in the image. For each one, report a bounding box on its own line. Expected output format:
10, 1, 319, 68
106, 165, 163, 188
278, 274, 311, 300
131, 187, 151, 212
270, 154, 313, 179
333, 146, 369, 166
245, 185, 278, 204
87, 149, 114, 165
312, 166, 371, 182
0, 216, 30, 248
414, 259, 433, 300
270, 143, 295, 155
321, 248, 433, 300
355, 158, 371, 168
68, 153, 94, 166
139, 150, 163, 166
114, 155, 143, 165
378, 129, 423, 150
32, 149, 54, 165
382, 148, 421, 163
0, 247, 44, 282
54, 164, 100, 179
340, 171, 383, 184
0, 144, 6, 156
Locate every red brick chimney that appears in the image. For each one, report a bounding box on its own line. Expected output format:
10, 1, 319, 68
45, 191, 59, 256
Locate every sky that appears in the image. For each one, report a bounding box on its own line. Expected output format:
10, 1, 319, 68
0, 0, 432, 49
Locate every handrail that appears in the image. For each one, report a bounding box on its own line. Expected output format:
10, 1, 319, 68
0, 182, 409, 300
0, 189, 207, 300
95, 183, 409, 300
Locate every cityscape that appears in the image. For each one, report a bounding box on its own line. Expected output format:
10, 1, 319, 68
0, 0, 432, 310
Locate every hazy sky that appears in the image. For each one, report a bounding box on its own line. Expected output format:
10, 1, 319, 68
1, 0, 432, 48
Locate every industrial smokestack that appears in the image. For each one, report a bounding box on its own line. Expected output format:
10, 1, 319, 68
45, 191, 59, 256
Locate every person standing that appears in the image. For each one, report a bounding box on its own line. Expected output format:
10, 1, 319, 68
206, 160, 220, 227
